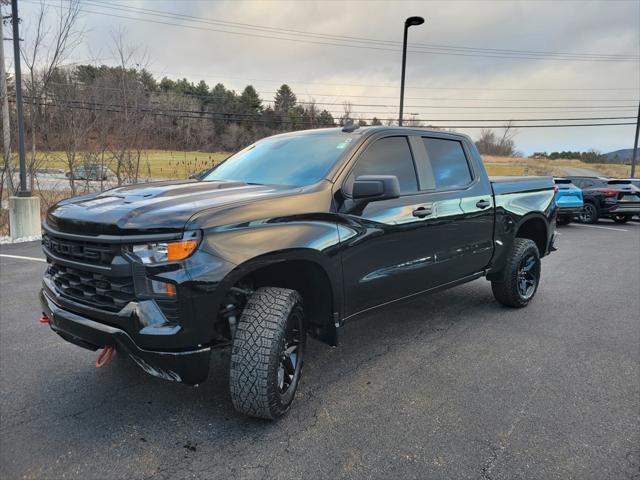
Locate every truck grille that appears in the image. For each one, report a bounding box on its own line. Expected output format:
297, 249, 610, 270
42, 233, 119, 266
48, 264, 135, 311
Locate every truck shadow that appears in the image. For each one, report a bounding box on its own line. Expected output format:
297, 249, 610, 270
77, 281, 497, 417
14, 281, 508, 477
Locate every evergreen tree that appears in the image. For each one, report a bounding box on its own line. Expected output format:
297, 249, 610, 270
159, 77, 176, 92
194, 80, 209, 98
139, 69, 157, 92
318, 110, 335, 126
239, 85, 262, 114
274, 84, 296, 114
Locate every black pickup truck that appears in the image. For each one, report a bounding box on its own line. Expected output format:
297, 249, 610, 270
40, 126, 557, 419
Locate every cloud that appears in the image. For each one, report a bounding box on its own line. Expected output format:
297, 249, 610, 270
17, 0, 640, 154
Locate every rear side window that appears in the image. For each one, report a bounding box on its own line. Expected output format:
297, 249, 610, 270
349, 137, 418, 194
422, 138, 472, 190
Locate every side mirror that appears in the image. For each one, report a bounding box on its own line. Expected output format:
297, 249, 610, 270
352, 175, 401, 201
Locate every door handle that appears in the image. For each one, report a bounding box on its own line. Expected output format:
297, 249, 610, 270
412, 206, 432, 218
476, 199, 491, 209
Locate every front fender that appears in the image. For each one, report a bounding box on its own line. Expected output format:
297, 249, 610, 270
186, 216, 344, 344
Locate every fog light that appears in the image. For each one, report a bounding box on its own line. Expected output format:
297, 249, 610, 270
151, 280, 177, 297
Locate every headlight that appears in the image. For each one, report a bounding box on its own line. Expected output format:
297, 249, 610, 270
127, 231, 201, 264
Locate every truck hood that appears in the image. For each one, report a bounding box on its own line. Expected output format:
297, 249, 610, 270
47, 180, 299, 235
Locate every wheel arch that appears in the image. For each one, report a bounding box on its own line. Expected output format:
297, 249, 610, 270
217, 249, 342, 346
515, 214, 549, 256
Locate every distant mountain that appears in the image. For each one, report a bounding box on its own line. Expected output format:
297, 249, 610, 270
604, 148, 636, 163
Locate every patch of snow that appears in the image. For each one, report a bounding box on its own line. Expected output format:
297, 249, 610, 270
0, 235, 42, 244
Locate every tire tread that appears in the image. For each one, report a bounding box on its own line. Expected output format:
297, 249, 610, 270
229, 287, 302, 420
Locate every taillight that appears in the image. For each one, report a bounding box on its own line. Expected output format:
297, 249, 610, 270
595, 189, 618, 198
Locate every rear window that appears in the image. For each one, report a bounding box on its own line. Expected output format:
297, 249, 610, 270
554, 179, 572, 184
422, 138, 472, 190
607, 180, 631, 185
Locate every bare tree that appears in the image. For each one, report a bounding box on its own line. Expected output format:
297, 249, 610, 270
21, 0, 82, 189
1, 13, 15, 201
476, 122, 519, 157
108, 29, 150, 185
340, 101, 352, 126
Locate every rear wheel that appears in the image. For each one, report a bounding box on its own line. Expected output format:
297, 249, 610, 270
579, 203, 599, 224
229, 287, 305, 420
612, 214, 629, 224
491, 238, 541, 308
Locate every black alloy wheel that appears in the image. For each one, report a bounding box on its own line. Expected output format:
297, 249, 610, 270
277, 311, 303, 398
580, 203, 598, 224
516, 253, 538, 300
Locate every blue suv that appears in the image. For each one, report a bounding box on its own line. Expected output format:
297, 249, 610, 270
554, 178, 584, 225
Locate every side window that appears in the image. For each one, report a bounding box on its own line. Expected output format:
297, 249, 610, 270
348, 137, 418, 194
582, 180, 594, 188
422, 138, 473, 190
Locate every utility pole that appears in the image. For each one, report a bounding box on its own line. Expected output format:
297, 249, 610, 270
1, 9, 15, 194
631, 101, 639, 178
7, 0, 40, 240
10, 0, 26, 195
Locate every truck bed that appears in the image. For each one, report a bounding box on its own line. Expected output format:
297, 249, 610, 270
490, 176, 555, 195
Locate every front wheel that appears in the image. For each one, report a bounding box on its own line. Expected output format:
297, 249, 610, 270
491, 238, 541, 308
612, 214, 629, 224
229, 287, 306, 420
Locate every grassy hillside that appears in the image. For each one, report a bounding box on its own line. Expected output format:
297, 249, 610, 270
32, 150, 231, 179
482, 155, 631, 178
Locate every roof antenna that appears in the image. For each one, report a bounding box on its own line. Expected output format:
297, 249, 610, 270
342, 119, 359, 133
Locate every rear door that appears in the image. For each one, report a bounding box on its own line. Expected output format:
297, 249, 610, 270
413, 135, 495, 285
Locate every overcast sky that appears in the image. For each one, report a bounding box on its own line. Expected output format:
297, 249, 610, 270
16, 0, 640, 155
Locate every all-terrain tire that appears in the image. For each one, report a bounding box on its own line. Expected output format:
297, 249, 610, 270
229, 287, 305, 420
491, 238, 541, 308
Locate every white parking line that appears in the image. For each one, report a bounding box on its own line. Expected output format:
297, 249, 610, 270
571, 224, 629, 233
0, 254, 47, 263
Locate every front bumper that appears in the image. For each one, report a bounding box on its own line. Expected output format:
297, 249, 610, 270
40, 290, 211, 384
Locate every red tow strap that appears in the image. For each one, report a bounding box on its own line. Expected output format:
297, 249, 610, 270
95, 345, 115, 368
39, 314, 50, 324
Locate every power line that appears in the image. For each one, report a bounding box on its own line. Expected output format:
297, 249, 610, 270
20, 95, 638, 119
79, 0, 640, 62
34, 0, 640, 63
15, 97, 638, 129
86, 0, 638, 61
43, 81, 639, 103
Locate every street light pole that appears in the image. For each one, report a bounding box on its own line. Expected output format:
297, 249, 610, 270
399, 16, 424, 127
10, 0, 28, 196
631, 100, 639, 178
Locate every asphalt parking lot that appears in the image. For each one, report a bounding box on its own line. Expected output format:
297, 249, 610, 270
1, 221, 639, 480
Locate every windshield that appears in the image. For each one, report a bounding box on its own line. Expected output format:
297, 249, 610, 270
203, 133, 354, 187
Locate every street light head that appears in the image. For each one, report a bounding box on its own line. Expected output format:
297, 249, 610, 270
405, 16, 425, 27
